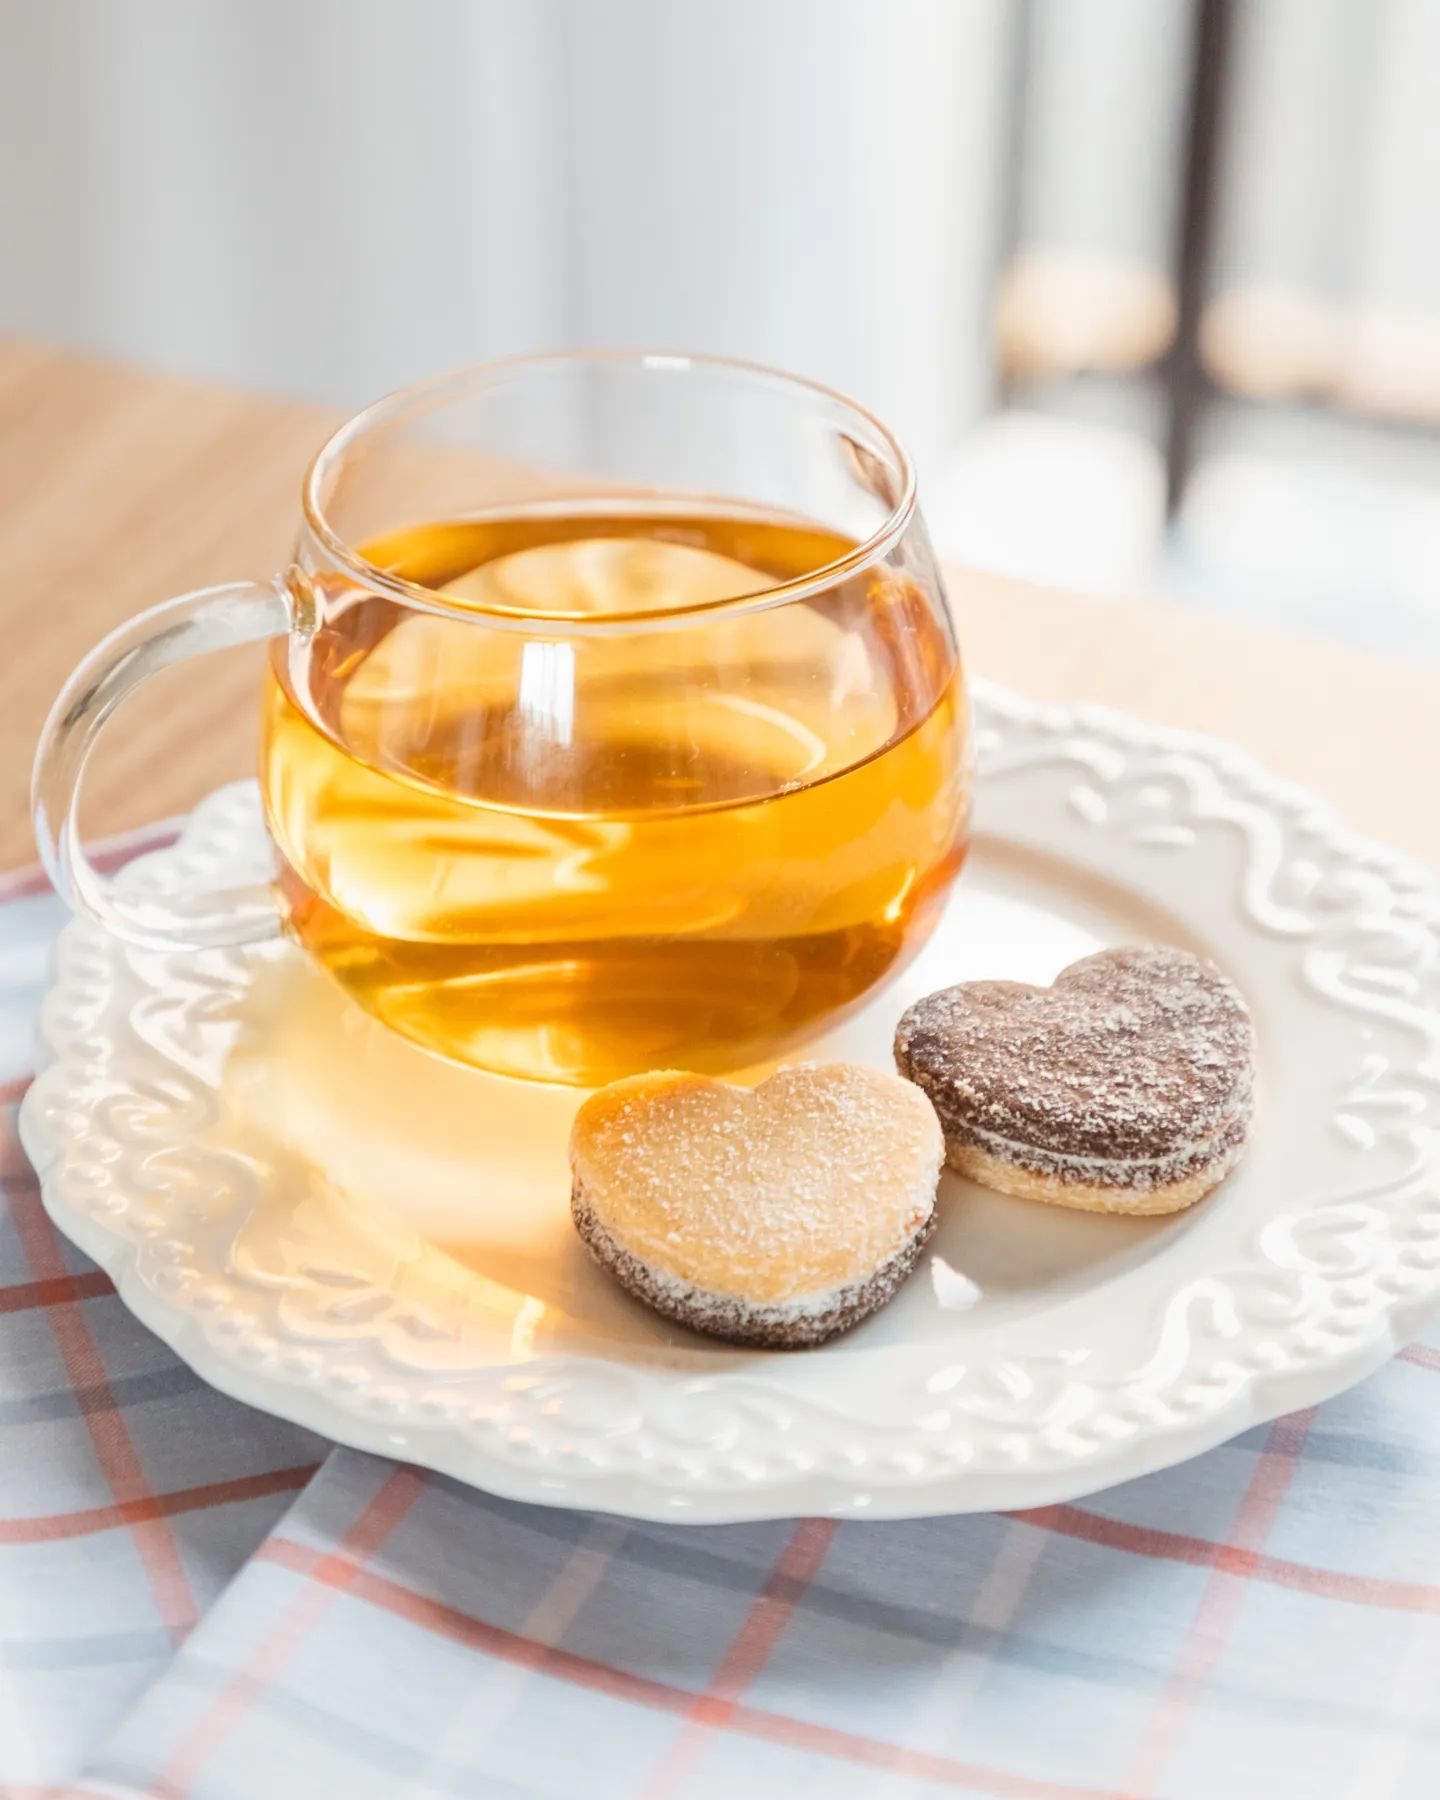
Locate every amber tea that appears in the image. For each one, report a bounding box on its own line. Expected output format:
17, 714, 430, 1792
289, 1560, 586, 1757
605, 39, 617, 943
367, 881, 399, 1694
261, 508, 969, 1083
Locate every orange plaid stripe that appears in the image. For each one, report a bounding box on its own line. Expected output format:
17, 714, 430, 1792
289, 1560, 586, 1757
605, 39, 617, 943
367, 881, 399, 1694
642, 1517, 838, 1797
256, 1532, 1148, 1800
0, 1269, 113, 1314
1120, 1408, 1317, 1789
1018, 1500, 1440, 1612
160, 1466, 425, 1790
7, 1167, 201, 1645
0, 1464, 319, 1546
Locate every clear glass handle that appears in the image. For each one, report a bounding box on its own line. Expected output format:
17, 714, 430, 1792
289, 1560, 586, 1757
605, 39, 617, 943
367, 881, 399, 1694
32, 579, 291, 950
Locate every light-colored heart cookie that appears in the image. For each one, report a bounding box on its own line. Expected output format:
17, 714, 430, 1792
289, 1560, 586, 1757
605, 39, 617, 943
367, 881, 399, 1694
894, 945, 1255, 1215
569, 1063, 943, 1347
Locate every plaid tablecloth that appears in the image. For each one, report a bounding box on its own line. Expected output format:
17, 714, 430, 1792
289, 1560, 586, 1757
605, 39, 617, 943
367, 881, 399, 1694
4, 853, 1440, 1800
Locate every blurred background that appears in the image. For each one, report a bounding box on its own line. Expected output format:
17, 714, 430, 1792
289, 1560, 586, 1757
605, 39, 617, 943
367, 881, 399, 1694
2, 0, 1437, 659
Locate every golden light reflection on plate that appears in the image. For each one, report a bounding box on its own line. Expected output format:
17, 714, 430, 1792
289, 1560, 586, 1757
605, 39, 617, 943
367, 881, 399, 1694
205, 833, 1192, 1363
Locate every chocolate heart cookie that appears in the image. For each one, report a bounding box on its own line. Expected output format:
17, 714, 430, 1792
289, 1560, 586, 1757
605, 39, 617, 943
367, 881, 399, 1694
894, 945, 1254, 1214
569, 1063, 943, 1347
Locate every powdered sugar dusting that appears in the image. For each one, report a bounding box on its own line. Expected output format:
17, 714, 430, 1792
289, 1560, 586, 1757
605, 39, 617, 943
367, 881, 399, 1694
895, 945, 1255, 1189
569, 1063, 943, 1307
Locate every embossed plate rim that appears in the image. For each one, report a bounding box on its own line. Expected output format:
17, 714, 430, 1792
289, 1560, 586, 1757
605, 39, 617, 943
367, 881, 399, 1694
19, 681, 1440, 1521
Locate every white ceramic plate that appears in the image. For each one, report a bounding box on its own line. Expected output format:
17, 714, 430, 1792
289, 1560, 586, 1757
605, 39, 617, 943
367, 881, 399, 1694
20, 683, 1440, 1522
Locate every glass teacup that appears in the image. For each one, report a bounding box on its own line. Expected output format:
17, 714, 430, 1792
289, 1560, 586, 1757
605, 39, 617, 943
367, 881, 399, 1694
34, 354, 971, 1083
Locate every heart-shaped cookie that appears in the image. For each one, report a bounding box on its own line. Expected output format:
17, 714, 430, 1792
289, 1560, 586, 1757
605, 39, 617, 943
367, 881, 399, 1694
569, 1063, 943, 1347
894, 945, 1254, 1214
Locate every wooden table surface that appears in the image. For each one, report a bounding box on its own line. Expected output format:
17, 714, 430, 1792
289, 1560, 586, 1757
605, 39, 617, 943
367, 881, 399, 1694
2, 335, 1437, 875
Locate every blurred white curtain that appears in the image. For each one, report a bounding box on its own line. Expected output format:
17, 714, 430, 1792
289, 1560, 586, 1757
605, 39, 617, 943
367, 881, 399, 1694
1205, 0, 1440, 419
0, 0, 1013, 472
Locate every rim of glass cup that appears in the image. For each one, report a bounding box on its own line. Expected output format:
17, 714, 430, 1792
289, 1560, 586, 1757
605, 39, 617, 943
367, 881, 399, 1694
299, 349, 918, 633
